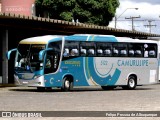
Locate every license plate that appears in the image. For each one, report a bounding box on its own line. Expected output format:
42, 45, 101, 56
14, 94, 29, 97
22, 81, 28, 84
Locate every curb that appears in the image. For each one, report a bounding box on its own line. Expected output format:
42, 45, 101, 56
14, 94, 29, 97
0, 84, 16, 88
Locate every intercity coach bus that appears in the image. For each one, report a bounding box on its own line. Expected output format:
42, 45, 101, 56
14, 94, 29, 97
6, 34, 159, 91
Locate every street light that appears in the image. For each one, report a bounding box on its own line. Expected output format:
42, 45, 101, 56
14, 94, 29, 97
115, 8, 138, 29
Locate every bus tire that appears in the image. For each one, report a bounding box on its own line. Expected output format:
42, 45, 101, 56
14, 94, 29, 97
61, 77, 73, 91
127, 76, 137, 90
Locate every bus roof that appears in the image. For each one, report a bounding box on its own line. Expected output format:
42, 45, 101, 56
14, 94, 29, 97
64, 34, 117, 42
19, 34, 158, 45
19, 35, 63, 44
64, 34, 157, 44
116, 37, 158, 44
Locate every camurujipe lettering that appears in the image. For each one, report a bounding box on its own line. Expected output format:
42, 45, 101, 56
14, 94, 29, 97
118, 60, 149, 66
65, 61, 80, 65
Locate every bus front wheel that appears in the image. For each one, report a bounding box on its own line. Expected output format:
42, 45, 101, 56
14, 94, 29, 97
61, 77, 73, 91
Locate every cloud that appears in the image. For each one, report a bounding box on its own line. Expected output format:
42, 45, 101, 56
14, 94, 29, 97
109, 0, 160, 34
121, 0, 160, 5
116, 1, 160, 19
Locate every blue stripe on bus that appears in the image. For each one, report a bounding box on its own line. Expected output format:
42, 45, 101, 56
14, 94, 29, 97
93, 36, 117, 42
84, 57, 121, 86
64, 35, 118, 42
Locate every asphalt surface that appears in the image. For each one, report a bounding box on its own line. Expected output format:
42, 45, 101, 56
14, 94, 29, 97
0, 83, 160, 120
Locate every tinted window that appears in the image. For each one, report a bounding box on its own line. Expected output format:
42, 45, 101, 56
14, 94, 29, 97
63, 41, 79, 57
80, 42, 96, 56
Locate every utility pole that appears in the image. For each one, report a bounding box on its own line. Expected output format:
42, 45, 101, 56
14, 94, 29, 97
125, 15, 141, 31
144, 20, 156, 33
115, 8, 138, 29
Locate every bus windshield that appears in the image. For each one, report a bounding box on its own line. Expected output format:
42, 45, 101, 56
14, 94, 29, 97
14, 44, 46, 72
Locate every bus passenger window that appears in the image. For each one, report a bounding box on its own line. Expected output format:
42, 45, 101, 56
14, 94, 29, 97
144, 51, 148, 57
144, 44, 157, 58
64, 41, 79, 57
81, 48, 86, 56
88, 49, 95, 56
104, 49, 111, 56
113, 49, 119, 56
135, 50, 142, 57
149, 50, 155, 57
128, 43, 143, 57
80, 42, 96, 56
97, 49, 103, 56
97, 42, 112, 57
129, 50, 134, 57
70, 49, 78, 56
120, 50, 127, 57
63, 48, 69, 57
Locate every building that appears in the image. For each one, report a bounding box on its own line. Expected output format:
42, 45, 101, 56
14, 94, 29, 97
0, 0, 1, 12
1, 0, 35, 16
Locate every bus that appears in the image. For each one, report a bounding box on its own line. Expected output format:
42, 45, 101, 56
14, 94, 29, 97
6, 34, 159, 91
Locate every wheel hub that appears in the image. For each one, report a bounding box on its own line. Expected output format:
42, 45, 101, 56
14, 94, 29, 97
65, 80, 70, 88
129, 79, 135, 88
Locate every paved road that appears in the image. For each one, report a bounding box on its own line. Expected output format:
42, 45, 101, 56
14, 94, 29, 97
0, 84, 160, 120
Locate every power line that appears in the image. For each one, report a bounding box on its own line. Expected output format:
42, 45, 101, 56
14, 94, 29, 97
144, 20, 156, 34
115, 19, 160, 21
125, 15, 141, 31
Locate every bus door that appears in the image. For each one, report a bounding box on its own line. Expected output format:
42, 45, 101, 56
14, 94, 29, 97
44, 51, 60, 74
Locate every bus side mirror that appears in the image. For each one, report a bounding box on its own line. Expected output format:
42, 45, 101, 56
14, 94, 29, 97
6, 48, 17, 60
39, 48, 53, 61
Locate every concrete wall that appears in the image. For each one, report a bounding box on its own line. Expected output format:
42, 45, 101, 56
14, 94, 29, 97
0, 0, 1, 12
0, 4, 1, 12
0, 30, 2, 83
0, 76, 1, 84
0, 30, 8, 84
1, 0, 35, 16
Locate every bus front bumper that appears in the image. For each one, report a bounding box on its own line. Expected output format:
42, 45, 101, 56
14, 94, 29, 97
14, 75, 45, 87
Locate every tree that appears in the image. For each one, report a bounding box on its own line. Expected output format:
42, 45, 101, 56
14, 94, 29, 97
35, 0, 120, 26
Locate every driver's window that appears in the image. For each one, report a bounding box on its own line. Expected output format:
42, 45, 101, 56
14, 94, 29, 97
44, 41, 61, 74
44, 51, 59, 74
44, 51, 54, 74
45, 57, 51, 68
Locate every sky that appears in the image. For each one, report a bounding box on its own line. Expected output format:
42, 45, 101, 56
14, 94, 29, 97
108, 0, 160, 34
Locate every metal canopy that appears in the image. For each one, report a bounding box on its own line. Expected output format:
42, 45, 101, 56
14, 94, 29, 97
0, 13, 160, 39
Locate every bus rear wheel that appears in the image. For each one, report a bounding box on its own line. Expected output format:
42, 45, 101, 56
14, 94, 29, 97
61, 77, 73, 91
127, 76, 137, 90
